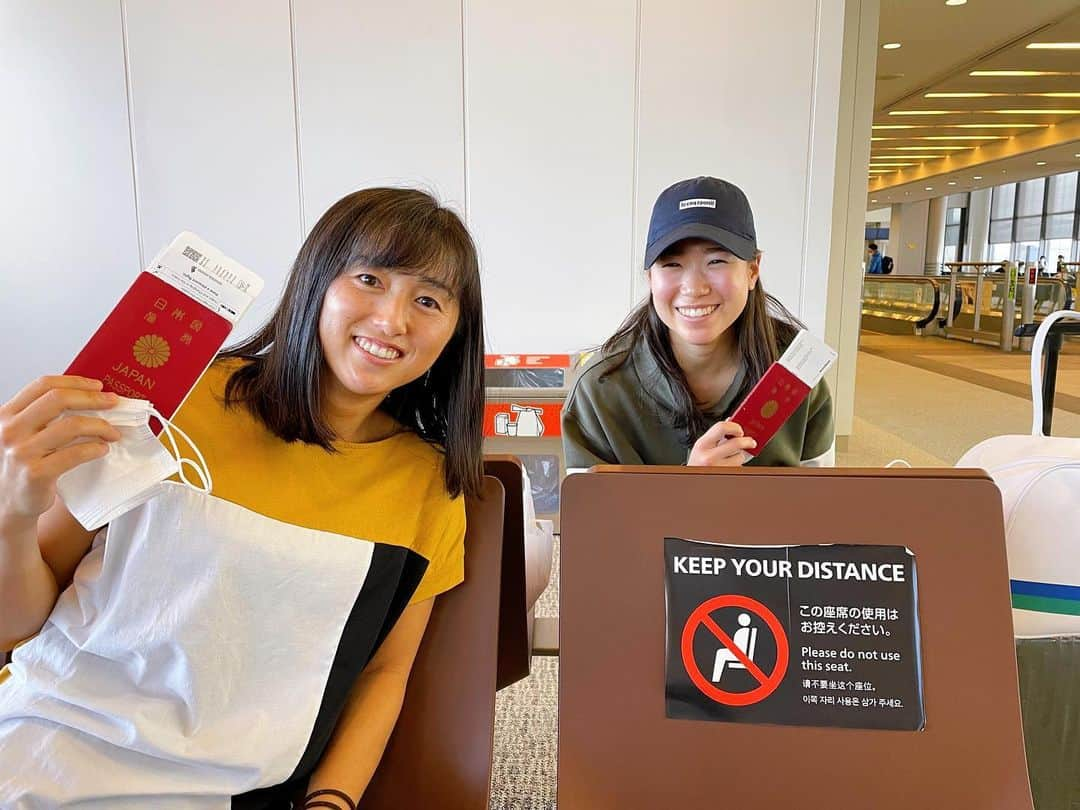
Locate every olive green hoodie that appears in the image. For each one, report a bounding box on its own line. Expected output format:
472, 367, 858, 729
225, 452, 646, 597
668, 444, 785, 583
562, 338, 834, 471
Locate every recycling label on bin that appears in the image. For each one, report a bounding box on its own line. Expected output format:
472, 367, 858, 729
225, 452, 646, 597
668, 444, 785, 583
665, 538, 924, 731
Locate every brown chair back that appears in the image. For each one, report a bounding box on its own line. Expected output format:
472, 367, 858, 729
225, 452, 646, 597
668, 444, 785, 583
558, 466, 1033, 810
484, 455, 530, 688
359, 475, 505, 810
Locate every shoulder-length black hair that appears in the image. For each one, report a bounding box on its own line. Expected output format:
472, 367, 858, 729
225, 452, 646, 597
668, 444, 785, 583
601, 252, 803, 443
220, 187, 484, 499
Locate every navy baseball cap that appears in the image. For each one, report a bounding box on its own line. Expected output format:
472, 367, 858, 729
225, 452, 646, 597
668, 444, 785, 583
644, 176, 758, 267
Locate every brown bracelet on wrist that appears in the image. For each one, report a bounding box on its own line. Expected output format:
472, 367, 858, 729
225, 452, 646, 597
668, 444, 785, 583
300, 788, 356, 810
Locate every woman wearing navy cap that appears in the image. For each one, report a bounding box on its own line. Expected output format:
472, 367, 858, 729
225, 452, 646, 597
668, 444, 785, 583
562, 176, 835, 470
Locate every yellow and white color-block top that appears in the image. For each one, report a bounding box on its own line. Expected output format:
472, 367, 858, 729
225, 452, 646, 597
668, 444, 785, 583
174, 359, 467, 606
0, 360, 467, 808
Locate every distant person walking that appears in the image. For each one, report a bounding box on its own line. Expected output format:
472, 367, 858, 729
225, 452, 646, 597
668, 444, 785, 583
867, 243, 883, 275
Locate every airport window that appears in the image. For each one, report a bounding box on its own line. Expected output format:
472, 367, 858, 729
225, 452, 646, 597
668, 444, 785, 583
943, 206, 967, 263
1046, 213, 1075, 241
988, 242, 1012, 263
989, 184, 1016, 244
984, 173, 1080, 261
1045, 171, 1077, 241
1014, 178, 1045, 244
1016, 178, 1045, 219
1015, 215, 1041, 243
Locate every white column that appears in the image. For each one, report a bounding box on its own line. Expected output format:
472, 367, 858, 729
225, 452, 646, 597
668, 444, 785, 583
966, 187, 992, 263
824, 0, 880, 439
894, 200, 930, 275
887, 203, 904, 266
924, 195, 947, 275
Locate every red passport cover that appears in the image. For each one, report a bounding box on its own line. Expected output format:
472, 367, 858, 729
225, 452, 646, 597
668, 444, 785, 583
727, 362, 812, 456
66, 272, 232, 418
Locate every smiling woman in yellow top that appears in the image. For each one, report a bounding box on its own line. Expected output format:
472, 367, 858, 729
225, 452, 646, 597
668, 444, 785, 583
0, 188, 485, 810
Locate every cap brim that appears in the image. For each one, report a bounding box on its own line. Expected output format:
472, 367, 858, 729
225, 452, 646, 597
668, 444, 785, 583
644, 223, 756, 267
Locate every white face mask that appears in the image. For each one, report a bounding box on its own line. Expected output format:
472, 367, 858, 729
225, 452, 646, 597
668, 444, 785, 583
56, 397, 212, 531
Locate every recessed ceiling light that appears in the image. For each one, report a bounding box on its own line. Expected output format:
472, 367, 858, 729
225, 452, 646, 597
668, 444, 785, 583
970, 70, 1080, 77
948, 181, 957, 185
888, 145, 972, 150
1036, 161, 1047, 166
1026, 43, 1080, 50
954, 123, 1046, 128
872, 136, 1002, 141
881, 136, 997, 142
991, 109, 1080, 115
925, 187, 933, 191
945, 0, 967, 5
928, 91, 1080, 100
871, 199, 878, 203
973, 175, 983, 179
1075, 154, 1080, 158
882, 42, 902, 50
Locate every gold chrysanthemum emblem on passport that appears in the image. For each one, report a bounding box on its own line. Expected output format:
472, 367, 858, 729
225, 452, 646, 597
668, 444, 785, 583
133, 334, 170, 368
760, 400, 779, 419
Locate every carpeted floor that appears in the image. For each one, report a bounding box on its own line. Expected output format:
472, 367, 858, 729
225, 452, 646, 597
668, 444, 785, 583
490, 535, 560, 809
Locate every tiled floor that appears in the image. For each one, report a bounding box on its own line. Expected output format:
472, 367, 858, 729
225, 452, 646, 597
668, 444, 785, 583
859, 332, 1080, 416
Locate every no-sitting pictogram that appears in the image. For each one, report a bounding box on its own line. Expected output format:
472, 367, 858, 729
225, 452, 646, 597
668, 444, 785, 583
680, 594, 789, 706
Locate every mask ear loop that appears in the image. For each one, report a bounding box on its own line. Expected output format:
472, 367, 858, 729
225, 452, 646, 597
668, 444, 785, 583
148, 408, 213, 494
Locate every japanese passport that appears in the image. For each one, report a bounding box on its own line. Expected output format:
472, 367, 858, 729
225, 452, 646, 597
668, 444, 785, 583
728, 329, 836, 457
66, 232, 264, 418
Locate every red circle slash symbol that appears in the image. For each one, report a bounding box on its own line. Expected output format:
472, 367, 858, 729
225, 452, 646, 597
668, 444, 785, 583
680, 594, 789, 706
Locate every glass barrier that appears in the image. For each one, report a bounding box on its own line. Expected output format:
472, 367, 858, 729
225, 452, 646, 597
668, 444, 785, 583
1035, 280, 1069, 316
861, 277, 941, 327
943, 269, 1070, 346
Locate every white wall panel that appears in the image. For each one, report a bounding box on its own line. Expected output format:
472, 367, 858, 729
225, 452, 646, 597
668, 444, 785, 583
124, 0, 302, 341
465, 0, 637, 353
6, 0, 851, 386
293, 0, 466, 230
0, 1, 141, 400
633, 0, 827, 322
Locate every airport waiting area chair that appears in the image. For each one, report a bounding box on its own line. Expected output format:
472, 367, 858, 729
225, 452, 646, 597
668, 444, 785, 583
360, 474, 506, 809
484, 454, 554, 687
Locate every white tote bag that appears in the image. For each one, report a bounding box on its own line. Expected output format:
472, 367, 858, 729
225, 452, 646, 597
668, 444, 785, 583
956, 309, 1080, 638
0, 482, 411, 808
